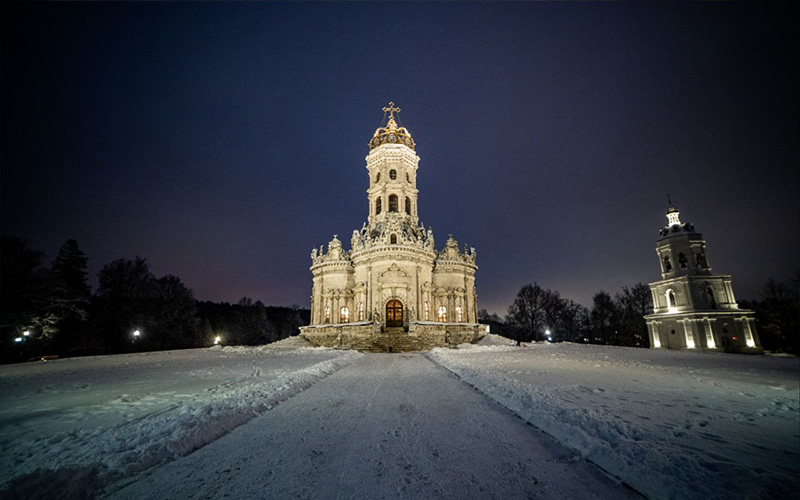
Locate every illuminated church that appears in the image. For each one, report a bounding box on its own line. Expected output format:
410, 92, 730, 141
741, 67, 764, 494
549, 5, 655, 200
300, 103, 486, 351
644, 203, 762, 353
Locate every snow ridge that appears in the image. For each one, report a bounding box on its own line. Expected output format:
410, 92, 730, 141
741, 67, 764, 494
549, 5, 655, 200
429, 345, 799, 500
1, 350, 362, 497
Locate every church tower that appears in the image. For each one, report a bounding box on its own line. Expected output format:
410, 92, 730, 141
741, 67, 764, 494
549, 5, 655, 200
644, 202, 762, 353
300, 103, 485, 352
366, 103, 420, 228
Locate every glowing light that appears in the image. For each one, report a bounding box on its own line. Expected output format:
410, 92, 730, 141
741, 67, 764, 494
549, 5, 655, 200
707, 338, 716, 349
686, 338, 695, 349
14, 337, 23, 343
23, 330, 30, 336
653, 337, 661, 348
133, 330, 140, 338
746, 338, 755, 348
214, 336, 221, 345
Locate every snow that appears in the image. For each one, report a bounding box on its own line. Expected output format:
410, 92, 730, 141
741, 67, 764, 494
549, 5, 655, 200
1, 338, 797, 499
104, 353, 636, 500
0, 346, 360, 496
430, 338, 800, 500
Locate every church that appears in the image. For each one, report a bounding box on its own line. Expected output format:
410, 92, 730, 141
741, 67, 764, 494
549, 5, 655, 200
299, 103, 486, 352
644, 203, 762, 353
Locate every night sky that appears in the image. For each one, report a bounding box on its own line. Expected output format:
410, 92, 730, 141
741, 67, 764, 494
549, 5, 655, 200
2, 2, 798, 315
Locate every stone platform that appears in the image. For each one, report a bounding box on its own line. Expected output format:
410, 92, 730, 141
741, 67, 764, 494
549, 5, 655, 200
299, 321, 488, 352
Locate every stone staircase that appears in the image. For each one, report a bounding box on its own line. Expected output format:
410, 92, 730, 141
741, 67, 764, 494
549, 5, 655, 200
359, 327, 429, 353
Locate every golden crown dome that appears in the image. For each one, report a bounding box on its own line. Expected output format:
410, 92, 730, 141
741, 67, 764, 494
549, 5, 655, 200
368, 102, 416, 151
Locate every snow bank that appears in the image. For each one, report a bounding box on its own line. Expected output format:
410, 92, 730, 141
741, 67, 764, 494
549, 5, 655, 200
429, 344, 799, 500
1, 349, 362, 496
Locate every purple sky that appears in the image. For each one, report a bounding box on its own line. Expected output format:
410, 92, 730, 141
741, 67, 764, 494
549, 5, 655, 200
2, 2, 798, 315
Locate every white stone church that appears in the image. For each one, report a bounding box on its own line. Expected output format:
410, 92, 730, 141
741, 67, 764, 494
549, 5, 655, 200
644, 203, 762, 353
299, 103, 486, 351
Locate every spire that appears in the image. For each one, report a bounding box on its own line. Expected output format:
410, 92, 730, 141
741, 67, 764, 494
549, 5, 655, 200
666, 193, 681, 226
369, 102, 416, 151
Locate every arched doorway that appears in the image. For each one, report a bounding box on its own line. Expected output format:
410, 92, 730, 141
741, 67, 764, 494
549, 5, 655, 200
386, 300, 403, 327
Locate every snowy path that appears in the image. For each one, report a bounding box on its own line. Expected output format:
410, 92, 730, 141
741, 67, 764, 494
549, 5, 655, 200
106, 354, 636, 500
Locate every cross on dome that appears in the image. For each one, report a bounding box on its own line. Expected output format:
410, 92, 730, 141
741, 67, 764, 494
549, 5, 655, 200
369, 101, 416, 151
382, 102, 401, 119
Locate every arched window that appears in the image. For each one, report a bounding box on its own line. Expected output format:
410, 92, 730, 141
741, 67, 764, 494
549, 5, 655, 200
376, 172, 381, 183
340, 306, 350, 323
666, 290, 677, 312
358, 302, 364, 321
390, 234, 397, 244
389, 169, 397, 180
678, 253, 688, 268
707, 287, 716, 309
405, 197, 411, 215
456, 305, 463, 322
663, 256, 672, 272
325, 306, 331, 323
406, 172, 411, 183
376, 197, 382, 215
424, 301, 430, 321
696, 251, 707, 268
389, 194, 398, 212
437, 305, 447, 322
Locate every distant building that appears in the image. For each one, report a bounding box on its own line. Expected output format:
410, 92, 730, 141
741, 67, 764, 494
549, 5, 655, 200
644, 204, 762, 353
299, 103, 485, 351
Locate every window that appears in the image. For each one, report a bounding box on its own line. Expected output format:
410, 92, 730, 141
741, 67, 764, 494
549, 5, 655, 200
389, 194, 398, 212
707, 288, 716, 309
325, 306, 331, 322
406, 172, 411, 183
376, 172, 381, 183
340, 306, 350, 323
376, 197, 382, 215
663, 256, 672, 272
358, 302, 364, 321
678, 253, 688, 268
405, 197, 411, 215
666, 290, 677, 312
390, 234, 397, 244
456, 305, 463, 322
424, 301, 430, 320
389, 169, 397, 180
437, 305, 447, 322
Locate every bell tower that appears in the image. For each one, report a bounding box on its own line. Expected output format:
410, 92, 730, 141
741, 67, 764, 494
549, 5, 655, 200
644, 200, 762, 353
365, 102, 420, 228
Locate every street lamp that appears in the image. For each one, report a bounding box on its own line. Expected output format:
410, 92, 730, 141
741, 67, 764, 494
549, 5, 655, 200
214, 335, 221, 345
132, 330, 140, 340
545, 329, 552, 342
23, 330, 30, 337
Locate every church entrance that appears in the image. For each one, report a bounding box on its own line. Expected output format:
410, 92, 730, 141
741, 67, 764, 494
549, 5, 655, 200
386, 300, 403, 327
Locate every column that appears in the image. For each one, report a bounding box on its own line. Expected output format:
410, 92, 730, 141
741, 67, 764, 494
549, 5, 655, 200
682, 320, 696, 349
704, 318, 716, 349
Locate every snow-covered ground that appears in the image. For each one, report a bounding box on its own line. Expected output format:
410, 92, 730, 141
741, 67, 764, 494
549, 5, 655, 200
431, 338, 800, 500
0, 345, 359, 497
1, 338, 797, 499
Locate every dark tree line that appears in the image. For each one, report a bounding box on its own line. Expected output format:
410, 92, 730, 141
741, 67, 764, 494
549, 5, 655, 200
486, 278, 798, 352
480, 282, 651, 347
740, 276, 799, 354
1, 236, 309, 364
